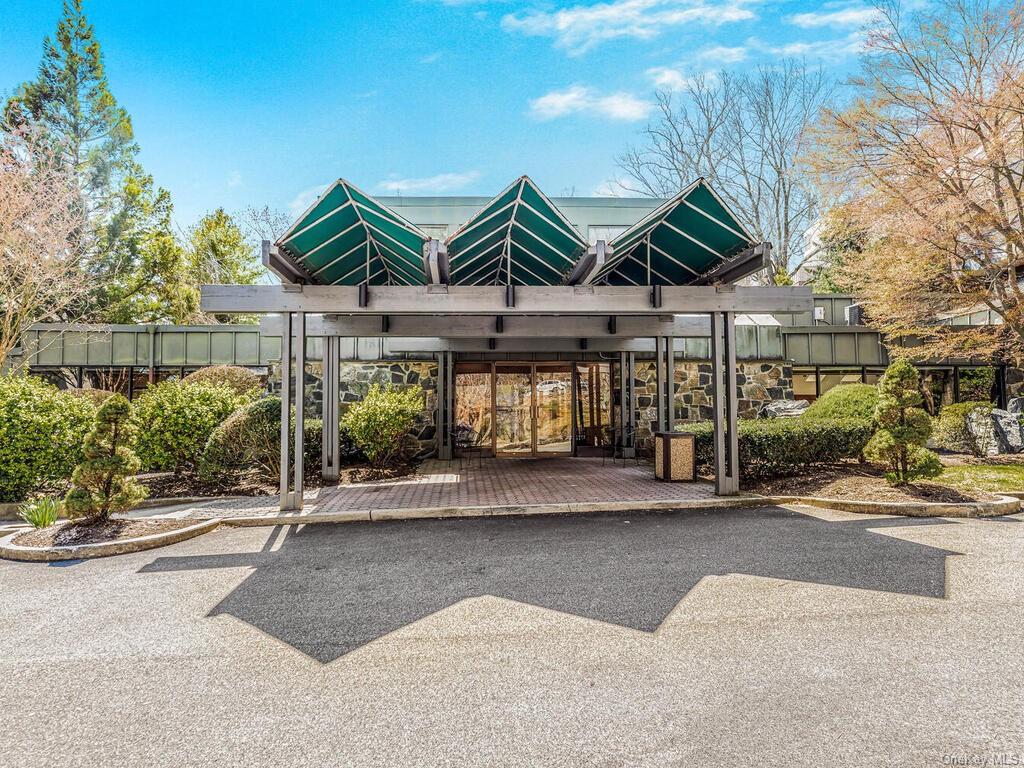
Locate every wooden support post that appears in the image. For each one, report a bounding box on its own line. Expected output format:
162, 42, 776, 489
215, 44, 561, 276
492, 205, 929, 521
293, 311, 306, 508
624, 351, 636, 458
279, 312, 292, 511
437, 351, 449, 460
322, 336, 340, 482
654, 336, 665, 433
665, 335, 675, 431
724, 312, 739, 494
711, 312, 728, 495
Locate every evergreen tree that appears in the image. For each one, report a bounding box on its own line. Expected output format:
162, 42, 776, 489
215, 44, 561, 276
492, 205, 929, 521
186, 209, 265, 322
864, 359, 943, 486
64, 394, 147, 521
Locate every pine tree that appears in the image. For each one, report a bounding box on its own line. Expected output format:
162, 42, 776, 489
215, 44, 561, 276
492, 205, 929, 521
864, 359, 943, 486
64, 394, 147, 521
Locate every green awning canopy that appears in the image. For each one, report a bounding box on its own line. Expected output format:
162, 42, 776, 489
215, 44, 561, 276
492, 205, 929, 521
445, 176, 588, 286
588, 179, 756, 286
275, 179, 429, 286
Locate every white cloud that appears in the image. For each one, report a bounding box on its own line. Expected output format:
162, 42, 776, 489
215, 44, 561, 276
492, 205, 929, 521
502, 0, 756, 56
227, 170, 243, 188
696, 44, 748, 63
376, 170, 481, 194
420, 52, 443, 64
749, 31, 866, 61
530, 85, 654, 121
790, 3, 879, 29
646, 66, 691, 90
593, 178, 633, 196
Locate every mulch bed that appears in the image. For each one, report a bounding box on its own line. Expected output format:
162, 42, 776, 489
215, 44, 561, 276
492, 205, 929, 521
746, 464, 997, 503
14, 518, 193, 548
138, 462, 418, 499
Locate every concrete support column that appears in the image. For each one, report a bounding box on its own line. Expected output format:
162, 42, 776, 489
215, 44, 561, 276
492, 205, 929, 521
711, 311, 740, 495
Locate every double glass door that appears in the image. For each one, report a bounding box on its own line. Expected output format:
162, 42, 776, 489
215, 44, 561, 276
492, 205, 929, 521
494, 364, 573, 455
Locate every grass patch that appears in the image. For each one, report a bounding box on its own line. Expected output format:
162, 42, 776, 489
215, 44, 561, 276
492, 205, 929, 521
936, 464, 1024, 493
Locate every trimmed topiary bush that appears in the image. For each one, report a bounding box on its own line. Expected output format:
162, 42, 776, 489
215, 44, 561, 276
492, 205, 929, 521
183, 365, 263, 397
681, 417, 874, 479
341, 384, 423, 467
64, 394, 147, 520
0, 375, 96, 502
131, 381, 245, 471
803, 383, 879, 423
67, 388, 117, 407
933, 401, 994, 455
199, 396, 336, 482
864, 359, 942, 485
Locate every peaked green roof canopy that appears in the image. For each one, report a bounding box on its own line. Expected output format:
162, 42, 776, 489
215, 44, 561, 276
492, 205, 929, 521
587, 179, 756, 286
268, 176, 764, 288
445, 176, 588, 286
275, 179, 429, 286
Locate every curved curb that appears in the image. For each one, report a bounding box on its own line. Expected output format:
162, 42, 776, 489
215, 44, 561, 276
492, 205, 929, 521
0, 519, 221, 563
753, 493, 1020, 518
0, 496, 253, 522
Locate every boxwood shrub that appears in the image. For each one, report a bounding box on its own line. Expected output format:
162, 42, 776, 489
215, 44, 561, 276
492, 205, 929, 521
182, 365, 263, 397
0, 375, 96, 502
680, 417, 874, 479
199, 396, 340, 482
802, 384, 879, 423
131, 381, 246, 471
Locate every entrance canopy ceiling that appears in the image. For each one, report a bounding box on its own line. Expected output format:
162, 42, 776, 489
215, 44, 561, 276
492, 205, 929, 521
270, 176, 762, 288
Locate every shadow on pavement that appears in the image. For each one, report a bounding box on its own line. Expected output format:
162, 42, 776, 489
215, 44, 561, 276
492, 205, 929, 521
139, 506, 960, 663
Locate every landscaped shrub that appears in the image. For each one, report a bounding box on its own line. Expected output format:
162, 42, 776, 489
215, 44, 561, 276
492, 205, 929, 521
803, 383, 879, 423
681, 417, 874, 479
131, 381, 245, 471
933, 401, 994, 455
341, 384, 423, 467
67, 388, 117, 407
64, 394, 147, 520
864, 359, 942, 485
199, 396, 337, 481
0, 375, 96, 502
183, 365, 262, 398
18, 498, 61, 528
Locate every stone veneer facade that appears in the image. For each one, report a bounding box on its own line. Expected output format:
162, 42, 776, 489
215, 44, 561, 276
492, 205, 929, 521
274, 357, 790, 458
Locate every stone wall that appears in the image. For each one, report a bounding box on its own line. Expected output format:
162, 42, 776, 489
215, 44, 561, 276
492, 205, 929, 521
632, 360, 793, 449
268, 360, 439, 458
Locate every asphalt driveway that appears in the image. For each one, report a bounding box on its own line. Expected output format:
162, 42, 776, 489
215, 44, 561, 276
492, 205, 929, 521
1, 505, 1022, 767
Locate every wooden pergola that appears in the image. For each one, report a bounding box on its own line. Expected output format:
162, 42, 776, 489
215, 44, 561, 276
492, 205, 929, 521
200, 177, 813, 511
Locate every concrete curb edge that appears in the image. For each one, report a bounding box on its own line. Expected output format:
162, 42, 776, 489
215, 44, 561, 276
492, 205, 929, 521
0, 519, 221, 562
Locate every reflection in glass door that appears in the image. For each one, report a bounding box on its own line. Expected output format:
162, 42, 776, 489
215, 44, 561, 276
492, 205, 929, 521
495, 365, 533, 454
535, 367, 573, 454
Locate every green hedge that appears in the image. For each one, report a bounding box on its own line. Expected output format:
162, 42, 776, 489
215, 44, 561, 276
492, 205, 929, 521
182, 365, 263, 397
681, 417, 874, 479
803, 384, 879, 422
0, 376, 96, 502
131, 381, 246, 471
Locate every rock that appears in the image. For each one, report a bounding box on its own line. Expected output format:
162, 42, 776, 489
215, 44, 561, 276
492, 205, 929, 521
967, 408, 1000, 456
1008, 397, 1024, 415
991, 408, 1024, 453
760, 399, 809, 418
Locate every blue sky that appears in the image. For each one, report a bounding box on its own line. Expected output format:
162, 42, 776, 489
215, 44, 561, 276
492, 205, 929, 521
0, 0, 874, 227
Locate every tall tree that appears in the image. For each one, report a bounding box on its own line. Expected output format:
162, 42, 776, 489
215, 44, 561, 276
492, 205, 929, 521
813, 0, 1024, 363
3, 0, 135, 242
186, 209, 266, 322
618, 60, 835, 284
0, 126, 89, 368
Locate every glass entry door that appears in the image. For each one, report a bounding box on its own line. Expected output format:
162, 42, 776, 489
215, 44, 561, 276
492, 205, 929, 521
493, 363, 574, 456
495, 365, 534, 454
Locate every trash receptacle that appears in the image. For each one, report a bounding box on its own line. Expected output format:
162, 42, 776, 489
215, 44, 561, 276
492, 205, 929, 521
654, 432, 696, 482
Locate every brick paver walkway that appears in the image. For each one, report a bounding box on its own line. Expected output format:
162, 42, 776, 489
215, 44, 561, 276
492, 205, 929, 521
169, 458, 716, 520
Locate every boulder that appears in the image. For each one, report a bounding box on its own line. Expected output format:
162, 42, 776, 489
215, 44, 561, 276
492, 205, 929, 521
1008, 397, 1024, 415
760, 399, 809, 419
967, 408, 1000, 456
991, 408, 1024, 453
